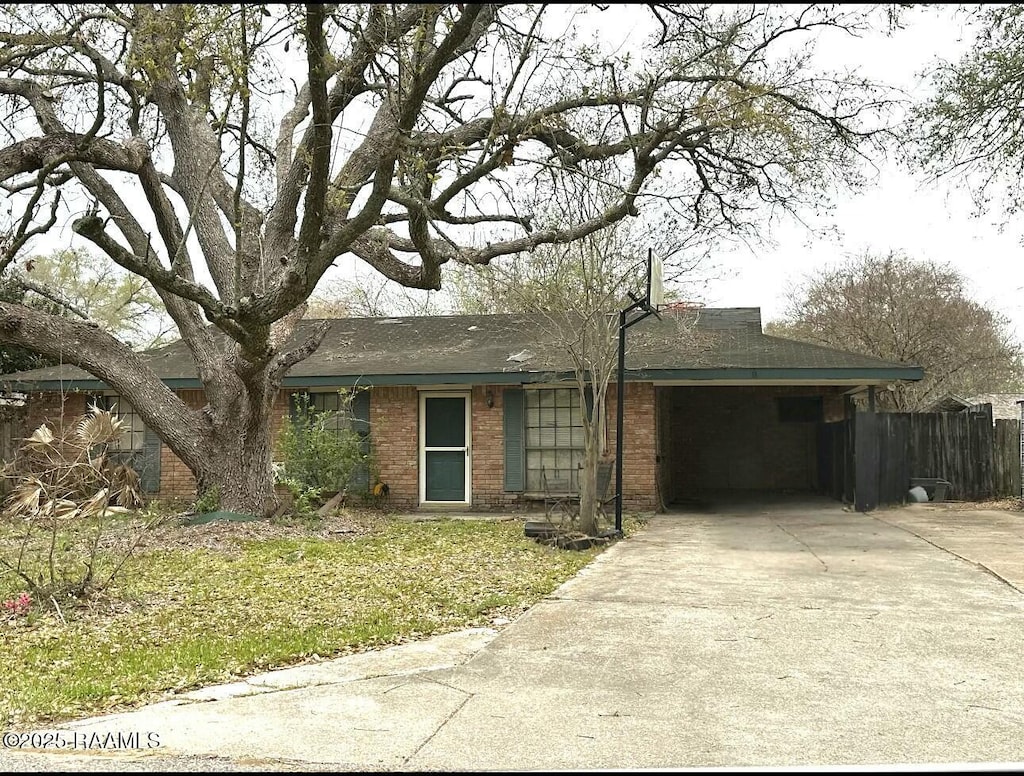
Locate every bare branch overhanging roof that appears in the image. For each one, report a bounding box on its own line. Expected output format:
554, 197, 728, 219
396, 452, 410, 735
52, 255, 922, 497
0, 308, 924, 390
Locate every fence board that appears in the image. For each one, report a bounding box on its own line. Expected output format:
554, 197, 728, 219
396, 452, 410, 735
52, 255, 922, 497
994, 419, 1021, 498
820, 420, 853, 503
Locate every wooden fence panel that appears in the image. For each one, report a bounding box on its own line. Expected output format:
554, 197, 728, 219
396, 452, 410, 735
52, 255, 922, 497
871, 409, 997, 503
994, 419, 1021, 498
877, 413, 910, 505
819, 420, 852, 503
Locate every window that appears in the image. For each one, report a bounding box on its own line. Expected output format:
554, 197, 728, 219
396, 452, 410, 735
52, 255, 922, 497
777, 396, 824, 423
293, 391, 352, 433
525, 387, 585, 493
89, 394, 145, 451
289, 390, 369, 436
287, 389, 371, 492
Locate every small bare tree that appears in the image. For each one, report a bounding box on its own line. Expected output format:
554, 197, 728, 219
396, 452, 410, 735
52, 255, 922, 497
451, 178, 708, 534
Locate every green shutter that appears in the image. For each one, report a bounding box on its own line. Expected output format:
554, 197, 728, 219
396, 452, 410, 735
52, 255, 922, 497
138, 426, 162, 494
350, 389, 371, 493
504, 388, 525, 492
584, 384, 594, 422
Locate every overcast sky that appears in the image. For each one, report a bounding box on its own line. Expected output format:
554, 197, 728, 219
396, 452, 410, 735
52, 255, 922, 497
703, 6, 1024, 343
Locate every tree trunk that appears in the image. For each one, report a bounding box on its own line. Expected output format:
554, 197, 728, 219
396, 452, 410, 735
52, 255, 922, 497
195, 423, 277, 517
190, 369, 281, 518
577, 435, 600, 536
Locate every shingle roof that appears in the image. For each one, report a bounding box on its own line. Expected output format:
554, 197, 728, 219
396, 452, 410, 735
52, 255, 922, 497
0, 308, 923, 388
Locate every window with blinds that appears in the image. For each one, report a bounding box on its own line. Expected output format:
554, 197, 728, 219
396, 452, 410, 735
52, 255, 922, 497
525, 387, 585, 493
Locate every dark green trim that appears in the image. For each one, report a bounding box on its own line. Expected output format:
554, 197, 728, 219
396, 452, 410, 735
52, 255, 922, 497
503, 388, 525, 492
4, 377, 204, 391
6, 365, 923, 393
631, 367, 924, 381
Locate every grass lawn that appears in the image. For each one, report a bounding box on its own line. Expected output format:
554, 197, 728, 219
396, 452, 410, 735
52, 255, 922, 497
0, 511, 641, 727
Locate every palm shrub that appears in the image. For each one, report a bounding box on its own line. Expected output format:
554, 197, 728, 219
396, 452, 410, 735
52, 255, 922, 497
0, 406, 155, 611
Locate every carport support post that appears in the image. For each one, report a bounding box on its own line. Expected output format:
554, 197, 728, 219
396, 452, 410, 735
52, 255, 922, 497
854, 410, 880, 512
1018, 400, 1024, 502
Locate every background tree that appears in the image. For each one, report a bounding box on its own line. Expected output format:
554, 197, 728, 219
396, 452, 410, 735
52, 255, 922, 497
910, 5, 1024, 223
13, 248, 173, 349
0, 4, 894, 515
0, 278, 54, 375
305, 274, 446, 319
766, 251, 1024, 411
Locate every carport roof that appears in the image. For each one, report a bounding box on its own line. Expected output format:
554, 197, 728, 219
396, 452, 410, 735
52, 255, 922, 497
0, 307, 923, 390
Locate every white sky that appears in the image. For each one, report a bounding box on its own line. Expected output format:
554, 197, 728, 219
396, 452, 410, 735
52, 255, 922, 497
702, 6, 1024, 342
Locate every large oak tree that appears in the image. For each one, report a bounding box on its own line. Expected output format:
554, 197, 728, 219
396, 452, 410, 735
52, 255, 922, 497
0, 4, 892, 514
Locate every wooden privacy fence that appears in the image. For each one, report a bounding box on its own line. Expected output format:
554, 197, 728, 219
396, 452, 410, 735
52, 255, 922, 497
875, 410, 995, 502
820, 405, 1021, 509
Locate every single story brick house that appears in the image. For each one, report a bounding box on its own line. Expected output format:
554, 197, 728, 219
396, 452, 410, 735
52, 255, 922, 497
0, 308, 922, 510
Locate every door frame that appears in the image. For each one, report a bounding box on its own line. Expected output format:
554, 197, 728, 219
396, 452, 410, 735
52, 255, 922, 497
418, 390, 472, 505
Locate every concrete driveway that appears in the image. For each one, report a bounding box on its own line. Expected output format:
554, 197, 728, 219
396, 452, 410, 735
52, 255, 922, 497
6, 499, 1024, 771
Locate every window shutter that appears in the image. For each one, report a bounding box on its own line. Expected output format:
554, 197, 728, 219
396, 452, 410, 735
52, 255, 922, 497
584, 384, 595, 422
504, 388, 525, 492
138, 426, 162, 494
350, 389, 371, 493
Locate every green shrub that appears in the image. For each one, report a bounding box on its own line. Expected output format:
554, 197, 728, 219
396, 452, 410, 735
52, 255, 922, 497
191, 485, 220, 514
277, 390, 371, 499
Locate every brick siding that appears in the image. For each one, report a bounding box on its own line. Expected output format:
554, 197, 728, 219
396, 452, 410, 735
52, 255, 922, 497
370, 386, 419, 509
607, 382, 659, 511
660, 385, 849, 502
22, 382, 849, 513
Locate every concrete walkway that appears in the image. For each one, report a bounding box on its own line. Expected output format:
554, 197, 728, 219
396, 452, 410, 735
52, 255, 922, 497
5, 500, 1024, 771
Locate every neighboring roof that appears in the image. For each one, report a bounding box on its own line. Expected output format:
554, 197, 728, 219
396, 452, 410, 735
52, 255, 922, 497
925, 394, 972, 413
926, 393, 1024, 421
964, 393, 1024, 421
0, 307, 924, 390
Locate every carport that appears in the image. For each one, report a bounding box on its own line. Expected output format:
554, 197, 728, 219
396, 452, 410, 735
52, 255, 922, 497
655, 384, 851, 506
616, 307, 926, 512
